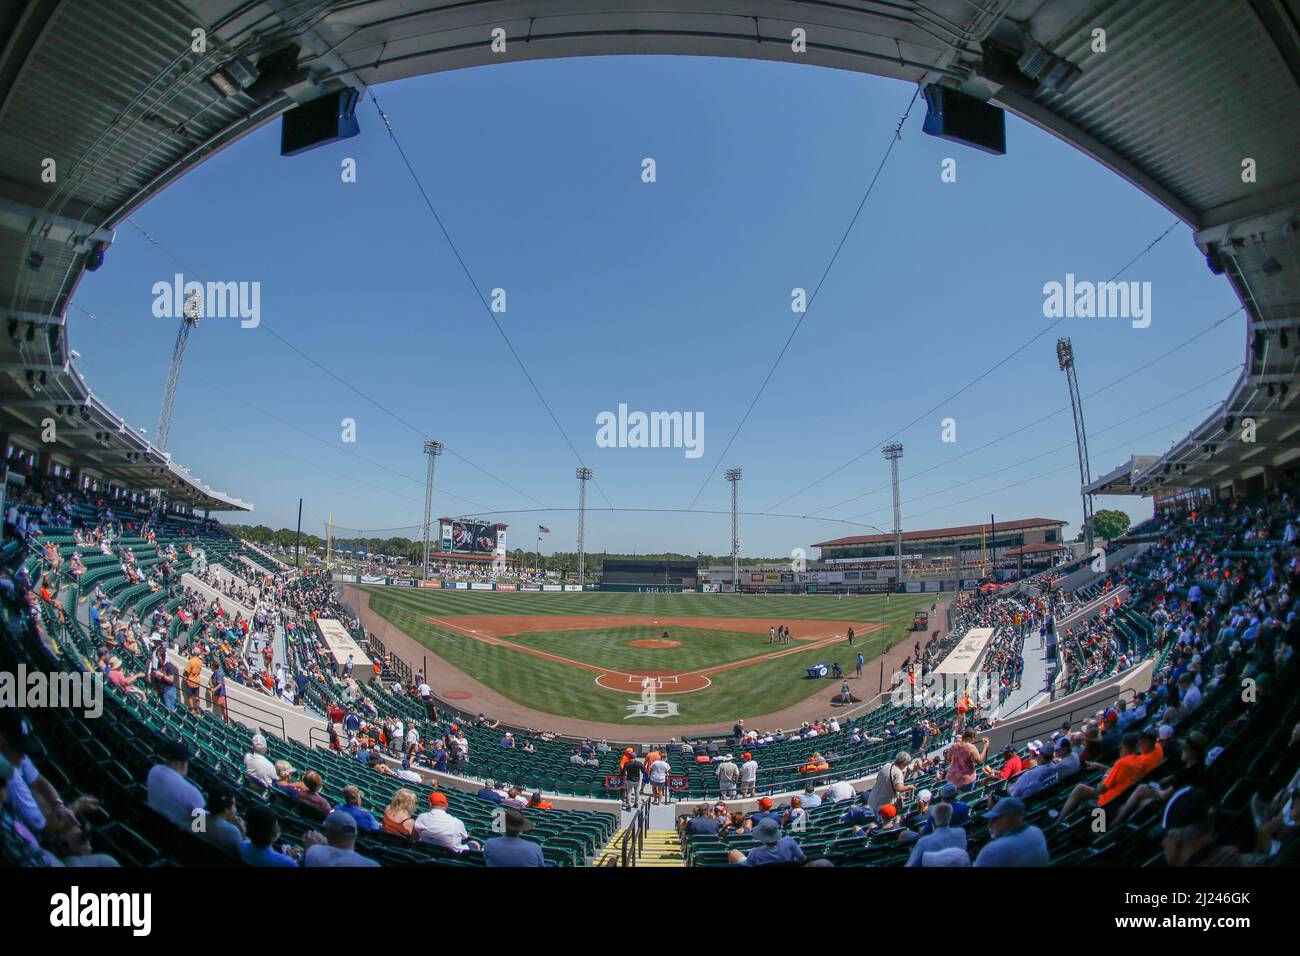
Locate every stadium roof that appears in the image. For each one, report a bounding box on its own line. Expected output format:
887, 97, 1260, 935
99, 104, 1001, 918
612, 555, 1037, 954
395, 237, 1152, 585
812, 517, 1065, 548
1, 0, 1297, 510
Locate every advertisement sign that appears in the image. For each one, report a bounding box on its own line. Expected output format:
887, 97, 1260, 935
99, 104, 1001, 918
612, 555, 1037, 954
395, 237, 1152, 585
390, 578, 416, 587
765, 572, 781, 582
470, 582, 492, 590
418, 580, 441, 588
904, 582, 923, 593
751, 573, 764, 584
827, 571, 844, 584
542, 585, 563, 591
844, 571, 860, 580
495, 582, 517, 591
360, 575, 385, 584
779, 571, 794, 583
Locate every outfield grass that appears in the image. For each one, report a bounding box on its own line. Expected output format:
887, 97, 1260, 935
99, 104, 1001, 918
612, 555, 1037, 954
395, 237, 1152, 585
359, 588, 937, 726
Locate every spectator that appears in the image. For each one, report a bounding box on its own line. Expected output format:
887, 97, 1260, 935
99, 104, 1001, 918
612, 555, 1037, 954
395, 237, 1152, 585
715, 756, 739, 800
974, 797, 1049, 866
1055, 732, 1148, 823
240, 804, 311, 867
484, 807, 547, 867
200, 787, 245, 858
333, 785, 380, 831
739, 752, 759, 797
381, 789, 418, 840
297, 771, 331, 816
906, 801, 968, 866
1160, 786, 1241, 866
414, 792, 480, 852
146, 738, 204, 831
1009, 744, 1060, 800
682, 803, 721, 837
304, 811, 379, 867
868, 752, 915, 811
826, 778, 856, 803
243, 734, 276, 787
728, 818, 806, 866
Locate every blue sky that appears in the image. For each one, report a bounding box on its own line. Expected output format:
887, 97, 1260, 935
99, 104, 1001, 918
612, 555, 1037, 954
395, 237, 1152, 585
72, 54, 1243, 557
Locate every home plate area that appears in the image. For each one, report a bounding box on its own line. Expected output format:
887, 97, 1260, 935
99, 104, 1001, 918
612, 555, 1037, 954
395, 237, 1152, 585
593, 671, 712, 694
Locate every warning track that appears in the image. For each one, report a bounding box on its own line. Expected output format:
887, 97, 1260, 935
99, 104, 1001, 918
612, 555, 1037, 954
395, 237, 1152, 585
425, 614, 885, 695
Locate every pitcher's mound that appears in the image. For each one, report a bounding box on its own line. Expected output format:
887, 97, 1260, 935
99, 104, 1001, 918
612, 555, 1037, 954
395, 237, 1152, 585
627, 638, 681, 648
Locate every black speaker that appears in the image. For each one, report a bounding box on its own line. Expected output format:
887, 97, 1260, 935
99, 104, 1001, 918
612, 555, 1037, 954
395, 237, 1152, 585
281, 89, 361, 158
922, 84, 1006, 156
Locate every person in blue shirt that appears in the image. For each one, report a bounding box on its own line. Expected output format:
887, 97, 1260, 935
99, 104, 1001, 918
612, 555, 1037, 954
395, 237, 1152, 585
749, 797, 782, 827
477, 780, 505, 804
239, 804, 302, 867
484, 808, 547, 867
973, 797, 1050, 867
333, 786, 380, 831
918, 782, 970, 835
729, 819, 806, 866
1009, 746, 1059, 800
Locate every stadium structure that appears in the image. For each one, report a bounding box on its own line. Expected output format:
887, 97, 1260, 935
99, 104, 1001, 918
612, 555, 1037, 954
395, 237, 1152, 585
0, 0, 1298, 897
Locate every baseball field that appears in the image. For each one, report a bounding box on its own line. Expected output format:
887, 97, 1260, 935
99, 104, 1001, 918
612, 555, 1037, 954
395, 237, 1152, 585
357, 587, 937, 726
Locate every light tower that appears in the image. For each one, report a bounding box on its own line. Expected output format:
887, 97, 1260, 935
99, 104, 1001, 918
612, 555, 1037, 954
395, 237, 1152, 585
575, 467, 593, 587
882, 443, 904, 586
1056, 338, 1095, 555
725, 468, 742, 590
421, 440, 444, 580
156, 289, 201, 452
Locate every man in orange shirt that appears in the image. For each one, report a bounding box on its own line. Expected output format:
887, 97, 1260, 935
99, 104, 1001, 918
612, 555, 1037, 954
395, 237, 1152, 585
1055, 733, 1148, 822
184, 650, 204, 715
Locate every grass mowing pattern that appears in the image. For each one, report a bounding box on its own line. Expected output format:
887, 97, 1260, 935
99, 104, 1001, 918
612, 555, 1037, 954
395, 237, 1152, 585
360, 588, 936, 726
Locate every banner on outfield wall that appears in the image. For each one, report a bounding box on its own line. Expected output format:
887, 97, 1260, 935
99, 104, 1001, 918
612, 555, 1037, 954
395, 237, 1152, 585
923, 581, 941, 592
904, 582, 923, 593
390, 578, 417, 587
444, 582, 468, 589
418, 580, 441, 588
360, 575, 385, 584
470, 582, 493, 590
765, 572, 781, 582
751, 573, 764, 583
779, 572, 794, 583
542, 585, 563, 591
961, 579, 981, 590
495, 583, 517, 591
597, 584, 685, 593
334, 574, 360, 583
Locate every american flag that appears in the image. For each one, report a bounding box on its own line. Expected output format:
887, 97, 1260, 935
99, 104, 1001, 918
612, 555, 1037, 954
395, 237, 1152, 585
538, 525, 550, 534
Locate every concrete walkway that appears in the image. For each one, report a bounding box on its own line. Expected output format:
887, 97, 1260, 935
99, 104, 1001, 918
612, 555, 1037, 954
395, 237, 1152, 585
997, 628, 1052, 719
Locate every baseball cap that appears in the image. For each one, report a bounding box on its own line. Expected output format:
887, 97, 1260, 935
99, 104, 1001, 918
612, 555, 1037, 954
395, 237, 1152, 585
427, 791, 448, 808
501, 806, 534, 833
757, 797, 772, 810
1027, 740, 1044, 754
938, 782, 958, 800
742, 752, 752, 760
159, 737, 192, 762
878, 803, 898, 819
1160, 786, 1214, 834
985, 797, 1026, 821
753, 818, 782, 843
918, 789, 933, 803
323, 810, 358, 838
0, 710, 33, 755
